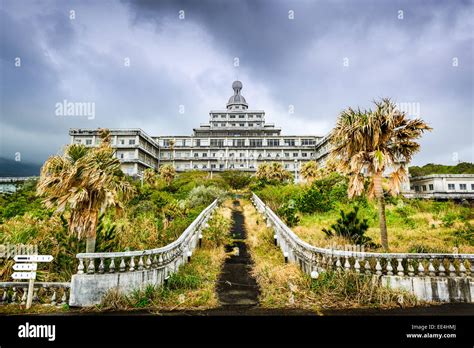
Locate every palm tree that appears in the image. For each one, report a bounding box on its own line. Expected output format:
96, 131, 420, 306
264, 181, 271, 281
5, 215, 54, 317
143, 168, 157, 186
159, 164, 176, 186
300, 161, 320, 184
256, 162, 292, 184
37, 128, 135, 253
329, 98, 432, 250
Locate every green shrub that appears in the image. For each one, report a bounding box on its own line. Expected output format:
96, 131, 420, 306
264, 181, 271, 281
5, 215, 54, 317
297, 186, 330, 213
220, 171, 252, 189
185, 185, 227, 209
452, 222, 474, 246
441, 212, 457, 227
203, 213, 232, 246
322, 206, 372, 246
277, 199, 300, 227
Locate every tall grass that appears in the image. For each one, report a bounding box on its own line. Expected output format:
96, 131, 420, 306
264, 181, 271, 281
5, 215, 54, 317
242, 199, 420, 311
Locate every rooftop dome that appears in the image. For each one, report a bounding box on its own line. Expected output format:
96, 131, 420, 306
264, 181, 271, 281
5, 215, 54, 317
227, 80, 248, 110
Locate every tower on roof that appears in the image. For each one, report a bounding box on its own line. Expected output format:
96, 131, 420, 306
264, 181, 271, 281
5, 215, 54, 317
227, 80, 248, 110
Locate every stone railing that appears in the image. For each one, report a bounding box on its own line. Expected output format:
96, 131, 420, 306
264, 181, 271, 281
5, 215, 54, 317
75, 199, 217, 275
251, 193, 474, 302
69, 199, 218, 306
0, 282, 70, 306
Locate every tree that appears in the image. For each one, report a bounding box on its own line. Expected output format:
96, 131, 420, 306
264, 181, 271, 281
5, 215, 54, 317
329, 98, 432, 250
143, 168, 157, 186
300, 161, 320, 184
37, 128, 135, 253
159, 164, 176, 186
256, 162, 292, 184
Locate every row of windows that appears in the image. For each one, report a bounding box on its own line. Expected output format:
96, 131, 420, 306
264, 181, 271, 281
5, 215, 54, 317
162, 138, 317, 147
175, 162, 301, 170
212, 122, 262, 127
76, 138, 137, 146
448, 183, 473, 190
413, 183, 474, 192
212, 114, 262, 119
163, 152, 312, 159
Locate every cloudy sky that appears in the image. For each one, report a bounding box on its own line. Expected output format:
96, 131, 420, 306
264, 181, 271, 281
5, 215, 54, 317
0, 0, 472, 167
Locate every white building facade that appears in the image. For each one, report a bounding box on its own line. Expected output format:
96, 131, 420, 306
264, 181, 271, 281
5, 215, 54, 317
405, 174, 474, 199
69, 81, 324, 179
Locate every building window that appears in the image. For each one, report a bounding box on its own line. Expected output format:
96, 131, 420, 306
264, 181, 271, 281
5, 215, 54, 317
202, 153, 207, 158
233, 139, 245, 147
422, 185, 427, 191
129, 139, 135, 145
293, 152, 298, 157
267, 139, 279, 146
284, 153, 289, 157
230, 115, 236, 119
211, 164, 216, 169
239, 115, 244, 119
194, 153, 199, 158
120, 139, 125, 145
429, 184, 434, 190
460, 184, 467, 190
302, 152, 308, 157
301, 139, 315, 146
415, 186, 420, 192
248, 115, 253, 119
448, 184, 455, 190
86, 139, 92, 145
211, 139, 224, 147
119, 153, 124, 159
239, 123, 245, 127
472, 184, 474, 190
284, 139, 296, 146
249, 123, 254, 127
195, 139, 201, 146
250, 139, 263, 147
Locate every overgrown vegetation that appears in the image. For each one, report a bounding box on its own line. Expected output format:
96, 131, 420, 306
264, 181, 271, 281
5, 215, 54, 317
255, 176, 474, 253
243, 200, 419, 311
0, 171, 229, 282
98, 204, 232, 311
322, 206, 374, 246
409, 162, 474, 177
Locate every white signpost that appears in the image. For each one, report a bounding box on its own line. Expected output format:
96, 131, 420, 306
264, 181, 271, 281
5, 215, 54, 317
12, 254, 53, 309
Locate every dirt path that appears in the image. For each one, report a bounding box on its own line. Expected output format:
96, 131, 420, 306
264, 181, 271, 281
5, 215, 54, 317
215, 200, 260, 307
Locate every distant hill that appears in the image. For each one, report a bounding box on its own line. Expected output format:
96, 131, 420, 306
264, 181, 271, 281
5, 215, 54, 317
0, 158, 41, 177
409, 162, 474, 177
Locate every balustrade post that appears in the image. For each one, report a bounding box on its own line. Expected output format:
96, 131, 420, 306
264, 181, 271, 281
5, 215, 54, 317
438, 259, 446, 276
396, 258, 404, 276
407, 259, 415, 276
87, 259, 95, 274
364, 259, 371, 275
375, 259, 382, 276
109, 258, 115, 273
77, 259, 85, 274
418, 260, 425, 276
98, 258, 105, 274
428, 259, 435, 276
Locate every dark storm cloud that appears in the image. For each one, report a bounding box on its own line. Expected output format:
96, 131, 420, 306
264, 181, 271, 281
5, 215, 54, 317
0, 0, 472, 166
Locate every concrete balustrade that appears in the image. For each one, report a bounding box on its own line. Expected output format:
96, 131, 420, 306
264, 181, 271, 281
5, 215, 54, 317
251, 193, 474, 302
69, 199, 218, 307
0, 282, 70, 306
